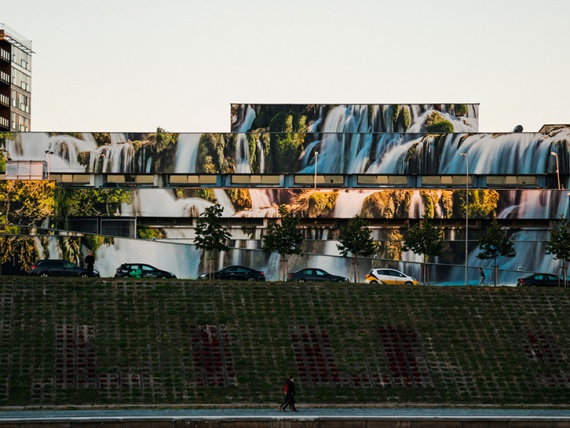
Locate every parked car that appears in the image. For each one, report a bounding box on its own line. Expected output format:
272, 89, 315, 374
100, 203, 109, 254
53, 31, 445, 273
287, 268, 349, 282
115, 263, 176, 278
199, 265, 265, 281
30, 260, 100, 277
517, 273, 562, 287
364, 268, 418, 286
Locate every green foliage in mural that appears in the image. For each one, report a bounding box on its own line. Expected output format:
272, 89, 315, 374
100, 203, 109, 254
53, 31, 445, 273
138, 227, 165, 240
144, 128, 179, 173
454, 189, 499, 219
91, 133, 112, 146
361, 190, 412, 219
196, 133, 229, 173
268, 113, 307, 172
376, 229, 403, 261
0, 132, 14, 173
0, 180, 55, 226
420, 190, 454, 219
0, 233, 37, 272
290, 190, 338, 218
62, 188, 133, 217
175, 188, 217, 203
425, 111, 454, 133
454, 104, 468, 117
226, 189, 251, 211
81, 234, 113, 255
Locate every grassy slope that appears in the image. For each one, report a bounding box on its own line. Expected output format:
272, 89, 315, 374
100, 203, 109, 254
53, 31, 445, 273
0, 278, 569, 407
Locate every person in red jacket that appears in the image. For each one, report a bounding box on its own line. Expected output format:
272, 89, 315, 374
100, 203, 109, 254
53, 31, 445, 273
278, 376, 297, 411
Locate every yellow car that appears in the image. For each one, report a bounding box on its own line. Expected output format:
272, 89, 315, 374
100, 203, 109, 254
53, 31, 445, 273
364, 268, 419, 286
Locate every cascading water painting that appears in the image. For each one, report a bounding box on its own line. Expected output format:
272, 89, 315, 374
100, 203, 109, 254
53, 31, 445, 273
1, 103, 569, 284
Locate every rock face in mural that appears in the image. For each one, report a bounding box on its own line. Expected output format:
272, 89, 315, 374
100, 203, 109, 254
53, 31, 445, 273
0, 106, 569, 284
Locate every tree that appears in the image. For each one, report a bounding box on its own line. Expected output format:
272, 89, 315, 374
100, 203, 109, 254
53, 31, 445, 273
193, 204, 231, 279
262, 205, 304, 281
337, 215, 376, 283
402, 218, 444, 285
545, 216, 570, 287
476, 219, 516, 286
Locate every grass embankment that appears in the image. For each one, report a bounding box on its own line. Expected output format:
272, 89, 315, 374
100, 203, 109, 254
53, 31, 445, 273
0, 278, 569, 407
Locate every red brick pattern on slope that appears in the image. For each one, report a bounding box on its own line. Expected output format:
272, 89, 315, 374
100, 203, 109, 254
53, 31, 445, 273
189, 325, 236, 387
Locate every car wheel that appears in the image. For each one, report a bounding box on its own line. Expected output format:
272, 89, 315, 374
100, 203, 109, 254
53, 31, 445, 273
247, 277, 256, 281
80, 273, 88, 278
405, 281, 413, 286
40, 272, 49, 277
370, 280, 379, 284
298, 279, 305, 282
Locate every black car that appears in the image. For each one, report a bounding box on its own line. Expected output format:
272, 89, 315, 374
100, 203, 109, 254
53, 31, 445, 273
199, 265, 265, 281
30, 260, 100, 277
287, 268, 348, 282
517, 273, 563, 287
115, 263, 176, 279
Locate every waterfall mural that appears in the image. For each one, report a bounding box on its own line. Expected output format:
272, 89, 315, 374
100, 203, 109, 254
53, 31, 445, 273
0, 104, 569, 285
230, 104, 480, 133
2, 128, 568, 178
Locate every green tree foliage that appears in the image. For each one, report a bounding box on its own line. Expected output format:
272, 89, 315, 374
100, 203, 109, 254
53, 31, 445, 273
402, 218, 445, 285
193, 204, 231, 277
337, 215, 376, 282
262, 205, 304, 280
476, 219, 516, 286
545, 216, 570, 287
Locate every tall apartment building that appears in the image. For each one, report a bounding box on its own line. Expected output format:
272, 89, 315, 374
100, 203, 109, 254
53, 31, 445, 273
0, 23, 32, 132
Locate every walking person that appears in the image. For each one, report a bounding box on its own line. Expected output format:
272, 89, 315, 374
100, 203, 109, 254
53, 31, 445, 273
479, 267, 486, 286
278, 376, 297, 411
85, 250, 95, 277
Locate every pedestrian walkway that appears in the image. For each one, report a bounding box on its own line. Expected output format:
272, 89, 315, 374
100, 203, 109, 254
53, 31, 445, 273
1, 407, 570, 423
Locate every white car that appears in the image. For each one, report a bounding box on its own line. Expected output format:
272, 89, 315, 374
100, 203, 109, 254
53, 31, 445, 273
364, 268, 419, 286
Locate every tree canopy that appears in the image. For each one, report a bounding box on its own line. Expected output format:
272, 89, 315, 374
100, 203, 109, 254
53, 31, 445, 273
476, 219, 516, 286
402, 218, 444, 285
545, 216, 570, 287
337, 215, 375, 282
193, 203, 231, 253
262, 205, 303, 281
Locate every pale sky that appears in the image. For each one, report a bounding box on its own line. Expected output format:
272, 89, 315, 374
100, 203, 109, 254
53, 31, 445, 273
2, 0, 569, 133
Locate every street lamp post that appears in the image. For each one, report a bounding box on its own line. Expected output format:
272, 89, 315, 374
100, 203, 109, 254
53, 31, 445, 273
460, 153, 469, 286
45, 143, 53, 180
551, 152, 561, 190
314, 151, 318, 189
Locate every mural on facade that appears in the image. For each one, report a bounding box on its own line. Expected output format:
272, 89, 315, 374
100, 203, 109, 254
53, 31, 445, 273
0, 179, 568, 284
230, 104, 480, 133
2, 128, 568, 178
